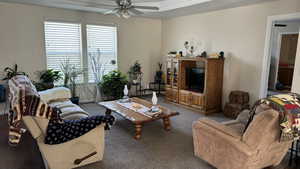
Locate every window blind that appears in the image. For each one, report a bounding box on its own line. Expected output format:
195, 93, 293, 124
44, 21, 82, 72
87, 25, 117, 83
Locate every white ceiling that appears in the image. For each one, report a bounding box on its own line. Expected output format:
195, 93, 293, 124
0, 0, 276, 18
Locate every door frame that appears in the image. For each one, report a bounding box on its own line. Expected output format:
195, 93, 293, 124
260, 12, 300, 98
271, 32, 299, 89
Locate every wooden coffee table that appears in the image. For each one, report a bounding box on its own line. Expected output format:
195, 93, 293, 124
98, 97, 179, 140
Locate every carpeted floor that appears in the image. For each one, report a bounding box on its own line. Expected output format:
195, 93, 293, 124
0, 96, 297, 169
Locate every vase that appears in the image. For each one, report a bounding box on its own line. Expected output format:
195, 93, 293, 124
95, 86, 102, 102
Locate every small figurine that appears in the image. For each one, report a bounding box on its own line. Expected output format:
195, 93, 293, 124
179, 51, 183, 57
200, 51, 207, 58
184, 41, 190, 57
190, 46, 195, 56
219, 51, 225, 59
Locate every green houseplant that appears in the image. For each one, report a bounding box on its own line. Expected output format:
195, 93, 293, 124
2, 64, 27, 80
128, 61, 142, 84
100, 70, 128, 100
35, 69, 62, 91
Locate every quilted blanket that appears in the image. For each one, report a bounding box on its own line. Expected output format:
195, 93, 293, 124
246, 93, 300, 142
8, 75, 114, 146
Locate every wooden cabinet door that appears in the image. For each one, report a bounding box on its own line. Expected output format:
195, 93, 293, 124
172, 61, 179, 88
166, 59, 172, 88
165, 88, 173, 101
179, 90, 191, 106
171, 88, 179, 103
191, 92, 205, 109
165, 88, 178, 103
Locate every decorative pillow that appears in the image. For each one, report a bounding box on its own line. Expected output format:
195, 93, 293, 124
39, 87, 71, 103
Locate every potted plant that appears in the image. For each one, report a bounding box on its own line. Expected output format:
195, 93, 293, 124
60, 59, 84, 105
89, 49, 117, 101
2, 64, 27, 80
100, 70, 128, 100
60, 59, 72, 87
128, 60, 142, 84
35, 69, 62, 91
68, 66, 84, 105
155, 62, 163, 83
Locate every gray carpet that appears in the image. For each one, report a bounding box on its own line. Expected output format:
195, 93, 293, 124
79, 96, 229, 169
0, 96, 230, 169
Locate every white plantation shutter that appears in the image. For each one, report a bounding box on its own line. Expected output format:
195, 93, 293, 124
87, 25, 117, 83
44, 21, 82, 73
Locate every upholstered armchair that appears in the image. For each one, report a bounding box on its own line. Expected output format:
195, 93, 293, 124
24, 87, 105, 169
23, 116, 105, 169
192, 107, 292, 169
8, 76, 106, 169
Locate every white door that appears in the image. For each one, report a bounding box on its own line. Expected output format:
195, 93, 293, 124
291, 28, 300, 93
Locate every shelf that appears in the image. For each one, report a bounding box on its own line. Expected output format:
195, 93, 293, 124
178, 57, 223, 62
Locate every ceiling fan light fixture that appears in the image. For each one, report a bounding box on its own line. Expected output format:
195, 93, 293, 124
121, 9, 131, 19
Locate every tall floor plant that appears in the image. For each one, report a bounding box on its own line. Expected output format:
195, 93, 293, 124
89, 49, 117, 101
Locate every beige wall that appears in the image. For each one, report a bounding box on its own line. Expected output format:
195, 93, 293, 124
161, 0, 300, 105
1, 0, 300, 105
0, 2, 162, 85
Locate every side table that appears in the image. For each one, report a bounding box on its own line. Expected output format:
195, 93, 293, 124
289, 140, 299, 167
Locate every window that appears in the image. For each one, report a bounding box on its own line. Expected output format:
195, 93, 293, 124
44, 21, 82, 72
44, 21, 117, 84
87, 25, 117, 83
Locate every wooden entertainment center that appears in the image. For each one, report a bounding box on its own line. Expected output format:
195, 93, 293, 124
165, 57, 224, 114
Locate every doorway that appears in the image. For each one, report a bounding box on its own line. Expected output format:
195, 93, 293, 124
260, 13, 300, 98
268, 23, 299, 95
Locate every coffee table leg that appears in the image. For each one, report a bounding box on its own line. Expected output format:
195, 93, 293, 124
134, 124, 143, 140
105, 109, 112, 115
163, 117, 171, 131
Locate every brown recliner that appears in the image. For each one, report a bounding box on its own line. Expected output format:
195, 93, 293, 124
224, 90, 250, 118
192, 107, 292, 169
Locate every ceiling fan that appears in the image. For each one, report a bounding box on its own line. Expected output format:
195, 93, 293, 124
69, 0, 160, 18
105, 0, 159, 18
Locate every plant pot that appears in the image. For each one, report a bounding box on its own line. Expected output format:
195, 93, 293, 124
43, 82, 54, 89
70, 96, 80, 105
95, 86, 103, 102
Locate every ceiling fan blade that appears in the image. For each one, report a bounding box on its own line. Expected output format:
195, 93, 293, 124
67, 0, 118, 8
131, 0, 163, 2
104, 8, 120, 15
132, 5, 159, 10
128, 8, 144, 15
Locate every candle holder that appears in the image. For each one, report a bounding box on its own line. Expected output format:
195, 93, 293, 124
151, 92, 160, 112
120, 85, 130, 103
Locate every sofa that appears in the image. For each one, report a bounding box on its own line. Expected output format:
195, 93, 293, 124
192, 105, 292, 169
8, 75, 106, 169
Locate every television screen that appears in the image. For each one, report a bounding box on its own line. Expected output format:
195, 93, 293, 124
186, 68, 205, 93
